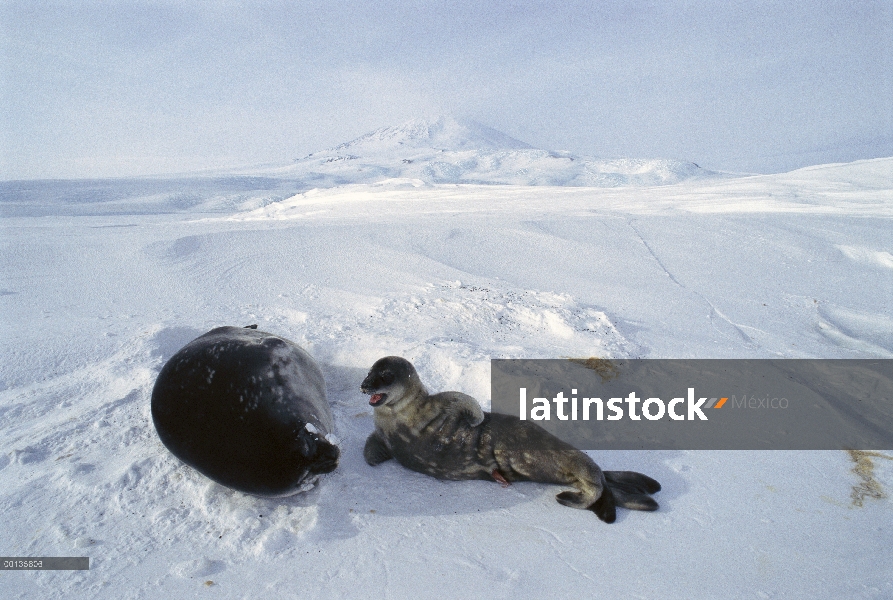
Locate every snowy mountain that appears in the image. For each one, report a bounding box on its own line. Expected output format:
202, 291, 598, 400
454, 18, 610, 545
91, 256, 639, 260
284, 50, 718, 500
245, 116, 718, 187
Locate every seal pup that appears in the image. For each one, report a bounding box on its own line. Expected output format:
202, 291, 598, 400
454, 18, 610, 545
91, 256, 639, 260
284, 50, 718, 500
152, 325, 339, 497
361, 356, 660, 523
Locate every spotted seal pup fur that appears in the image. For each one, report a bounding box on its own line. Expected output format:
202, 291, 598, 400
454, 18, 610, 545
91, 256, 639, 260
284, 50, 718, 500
361, 356, 660, 523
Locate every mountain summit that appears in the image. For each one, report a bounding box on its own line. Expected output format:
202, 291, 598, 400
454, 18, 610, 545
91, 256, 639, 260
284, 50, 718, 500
331, 117, 533, 154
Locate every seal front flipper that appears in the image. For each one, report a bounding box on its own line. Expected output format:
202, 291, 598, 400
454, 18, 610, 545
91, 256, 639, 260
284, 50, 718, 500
364, 431, 393, 466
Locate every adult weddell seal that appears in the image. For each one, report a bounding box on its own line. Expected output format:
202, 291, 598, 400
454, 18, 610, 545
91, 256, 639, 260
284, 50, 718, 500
151, 326, 339, 497
361, 356, 660, 523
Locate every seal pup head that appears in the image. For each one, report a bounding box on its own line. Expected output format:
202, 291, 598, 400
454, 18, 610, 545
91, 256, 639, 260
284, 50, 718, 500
361, 356, 425, 407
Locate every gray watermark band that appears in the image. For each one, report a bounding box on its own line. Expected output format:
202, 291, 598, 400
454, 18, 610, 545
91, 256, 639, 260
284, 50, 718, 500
491, 359, 893, 450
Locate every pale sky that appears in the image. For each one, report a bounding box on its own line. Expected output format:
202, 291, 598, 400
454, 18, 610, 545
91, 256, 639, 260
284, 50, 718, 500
2, 1, 891, 179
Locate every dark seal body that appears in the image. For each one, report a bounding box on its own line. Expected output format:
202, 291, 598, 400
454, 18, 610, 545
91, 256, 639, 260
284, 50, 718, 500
372, 403, 592, 486
361, 356, 660, 523
151, 326, 339, 497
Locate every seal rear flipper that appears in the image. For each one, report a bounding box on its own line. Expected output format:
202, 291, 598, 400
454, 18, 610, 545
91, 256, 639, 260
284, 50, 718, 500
556, 489, 616, 523
587, 489, 617, 524
555, 490, 587, 508
611, 489, 659, 512
604, 470, 661, 495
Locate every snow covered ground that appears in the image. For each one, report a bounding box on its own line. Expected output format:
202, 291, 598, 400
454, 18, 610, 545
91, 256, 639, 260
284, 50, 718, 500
1, 157, 892, 598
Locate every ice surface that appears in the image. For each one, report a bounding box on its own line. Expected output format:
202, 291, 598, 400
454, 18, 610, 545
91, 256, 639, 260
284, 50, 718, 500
0, 157, 891, 598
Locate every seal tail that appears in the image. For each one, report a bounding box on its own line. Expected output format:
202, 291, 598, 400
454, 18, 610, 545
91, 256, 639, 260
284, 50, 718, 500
603, 470, 660, 512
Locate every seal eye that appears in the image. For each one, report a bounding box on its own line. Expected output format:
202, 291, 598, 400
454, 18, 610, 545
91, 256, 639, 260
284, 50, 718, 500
380, 371, 395, 386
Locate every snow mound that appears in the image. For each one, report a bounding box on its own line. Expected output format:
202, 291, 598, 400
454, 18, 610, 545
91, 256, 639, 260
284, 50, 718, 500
772, 156, 893, 190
